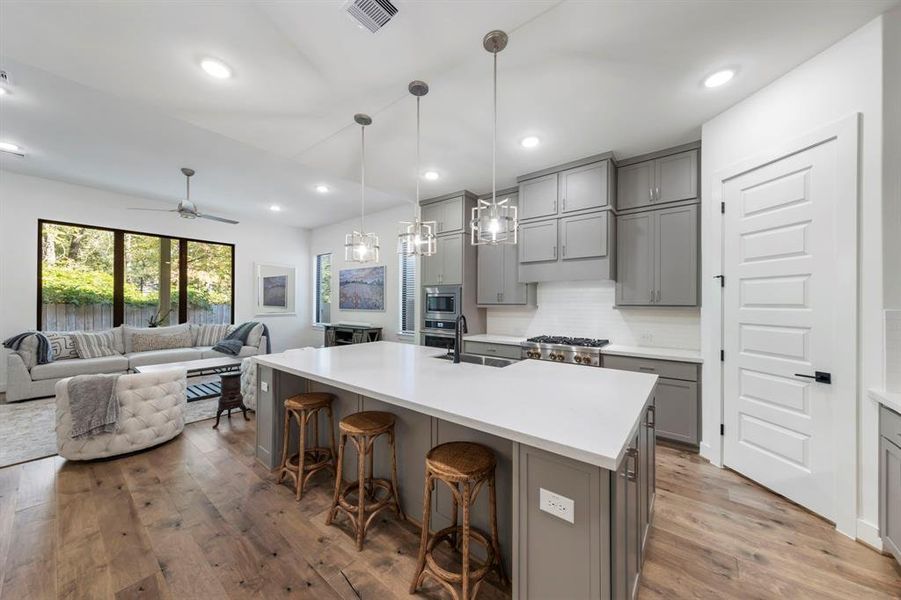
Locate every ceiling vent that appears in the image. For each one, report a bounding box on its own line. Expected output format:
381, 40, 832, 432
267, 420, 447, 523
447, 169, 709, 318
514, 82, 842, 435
344, 0, 398, 33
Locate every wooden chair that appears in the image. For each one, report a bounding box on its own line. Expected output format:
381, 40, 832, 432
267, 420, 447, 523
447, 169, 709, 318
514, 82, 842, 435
325, 411, 404, 550
276, 392, 336, 501
410, 441, 508, 600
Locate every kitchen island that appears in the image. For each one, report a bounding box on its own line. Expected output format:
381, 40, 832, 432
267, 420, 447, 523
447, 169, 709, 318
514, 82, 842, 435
254, 341, 657, 600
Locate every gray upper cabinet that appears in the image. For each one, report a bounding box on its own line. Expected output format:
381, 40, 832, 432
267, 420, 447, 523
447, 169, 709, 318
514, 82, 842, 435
617, 148, 698, 211
616, 204, 698, 306
559, 161, 609, 213
422, 234, 464, 285
519, 173, 558, 220
519, 220, 558, 264
477, 193, 535, 306
422, 194, 465, 235
561, 212, 608, 261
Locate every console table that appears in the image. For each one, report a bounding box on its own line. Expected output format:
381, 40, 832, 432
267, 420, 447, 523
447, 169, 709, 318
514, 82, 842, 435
322, 324, 383, 347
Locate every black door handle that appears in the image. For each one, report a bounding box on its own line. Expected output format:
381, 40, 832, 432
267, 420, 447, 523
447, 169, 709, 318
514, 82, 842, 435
794, 371, 832, 384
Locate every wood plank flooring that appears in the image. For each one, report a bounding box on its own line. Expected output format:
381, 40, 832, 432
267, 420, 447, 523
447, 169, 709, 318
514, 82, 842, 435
0, 415, 897, 599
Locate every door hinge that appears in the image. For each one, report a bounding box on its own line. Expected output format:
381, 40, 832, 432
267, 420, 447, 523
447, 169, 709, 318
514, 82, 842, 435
714, 274, 725, 287
720, 349, 725, 362
720, 424, 725, 436
721, 201, 725, 214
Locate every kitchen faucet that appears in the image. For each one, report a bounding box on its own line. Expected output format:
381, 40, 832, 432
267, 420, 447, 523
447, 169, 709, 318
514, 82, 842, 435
453, 314, 468, 364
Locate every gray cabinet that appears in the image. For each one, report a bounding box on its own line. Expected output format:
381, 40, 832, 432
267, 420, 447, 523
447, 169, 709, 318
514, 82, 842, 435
611, 429, 644, 600
477, 193, 536, 306
617, 148, 698, 211
562, 211, 609, 261
559, 161, 610, 213
616, 204, 698, 306
880, 406, 901, 566
519, 173, 558, 220
422, 234, 464, 285
421, 194, 465, 235
519, 219, 558, 263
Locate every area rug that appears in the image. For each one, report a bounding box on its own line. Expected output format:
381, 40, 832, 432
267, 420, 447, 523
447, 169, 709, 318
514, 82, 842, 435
0, 396, 224, 469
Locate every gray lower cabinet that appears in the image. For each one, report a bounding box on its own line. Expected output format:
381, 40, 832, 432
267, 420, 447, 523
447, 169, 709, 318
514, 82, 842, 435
616, 148, 698, 211
616, 204, 698, 306
422, 234, 464, 285
880, 405, 901, 566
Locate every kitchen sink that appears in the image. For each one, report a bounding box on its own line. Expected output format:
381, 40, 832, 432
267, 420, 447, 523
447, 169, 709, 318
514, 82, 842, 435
433, 352, 517, 368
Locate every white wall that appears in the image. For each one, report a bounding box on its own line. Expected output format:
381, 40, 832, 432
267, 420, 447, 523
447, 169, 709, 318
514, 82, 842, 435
699, 17, 884, 544
0, 170, 311, 391
486, 281, 700, 349
884, 6, 901, 310
304, 203, 416, 347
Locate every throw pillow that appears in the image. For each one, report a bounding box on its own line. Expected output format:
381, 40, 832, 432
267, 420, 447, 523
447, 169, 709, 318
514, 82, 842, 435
72, 330, 121, 359
246, 323, 264, 349
195, 323, 231, 346
124, 323, 190, 353
131, 329, 193, 352
45, 332, 78, 360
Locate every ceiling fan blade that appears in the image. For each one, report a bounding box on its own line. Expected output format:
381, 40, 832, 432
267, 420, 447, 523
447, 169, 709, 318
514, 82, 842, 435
128, 207, 178, 212
197, 213, 239, 225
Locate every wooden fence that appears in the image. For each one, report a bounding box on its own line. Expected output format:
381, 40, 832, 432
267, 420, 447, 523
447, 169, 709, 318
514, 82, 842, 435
40, 303, 232, 331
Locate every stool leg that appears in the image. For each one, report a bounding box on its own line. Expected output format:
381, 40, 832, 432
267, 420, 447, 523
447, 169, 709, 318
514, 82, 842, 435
449, 482, 459, 551
489, 472, 509, 586
326, 433, 346, 526
355, 435, 367, 551
410, 471, 433, 594
388, 429, 405, 520
276, 408, 291, 484
295, 410, 307, 501
326, 405, 337, 467
461, 481, 472, 600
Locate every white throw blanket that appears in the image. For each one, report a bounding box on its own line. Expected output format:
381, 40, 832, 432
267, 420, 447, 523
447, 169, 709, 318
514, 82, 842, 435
66, 374, 120, 438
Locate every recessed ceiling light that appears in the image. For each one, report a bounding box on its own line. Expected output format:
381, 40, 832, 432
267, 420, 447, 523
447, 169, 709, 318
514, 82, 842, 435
200, 58, 232, 79
316, 184, 329, 193
704, 69, 734, 88
0, 88, 7, 96
0, 141, 21, 153
269, 204, 281, 212
423, 171, 439, 181
520, 136, 540, 148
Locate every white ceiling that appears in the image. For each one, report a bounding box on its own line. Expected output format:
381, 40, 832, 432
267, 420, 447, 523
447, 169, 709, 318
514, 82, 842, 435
0, 0, 896, 228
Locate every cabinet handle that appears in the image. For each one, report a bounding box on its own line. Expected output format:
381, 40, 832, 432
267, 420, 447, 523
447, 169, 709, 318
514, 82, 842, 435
648, 188, 653, 202
499, 292, 504, 302
656, 290, 661, 302
553, 246, 557, 258
562, 197, 566, 211
655, 186, 660, 200
648, 405, 656, 429
625, 447, 639, 481
562, 245, 567, 257
650, 289, 655, 303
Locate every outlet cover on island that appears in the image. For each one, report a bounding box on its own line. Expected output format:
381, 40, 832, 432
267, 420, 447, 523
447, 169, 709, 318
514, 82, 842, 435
539, 488, 574, 524
261, 381, 269, 392
639, 332, 654, 344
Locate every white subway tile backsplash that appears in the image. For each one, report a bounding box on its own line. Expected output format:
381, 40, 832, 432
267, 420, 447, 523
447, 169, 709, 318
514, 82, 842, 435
886, 310, 901, 392
486, 281, 700, 350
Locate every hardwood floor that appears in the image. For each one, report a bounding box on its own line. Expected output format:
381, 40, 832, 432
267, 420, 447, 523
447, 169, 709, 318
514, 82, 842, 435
0, 416, 897, 599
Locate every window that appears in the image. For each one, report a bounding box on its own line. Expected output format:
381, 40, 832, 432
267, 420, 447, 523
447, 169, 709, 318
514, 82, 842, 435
38, 220, 234, 330
314, 253, 331, 325
399, 253, 416, 335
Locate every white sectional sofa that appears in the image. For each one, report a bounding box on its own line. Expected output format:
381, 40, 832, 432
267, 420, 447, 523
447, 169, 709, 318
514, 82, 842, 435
6, 323, 267, 402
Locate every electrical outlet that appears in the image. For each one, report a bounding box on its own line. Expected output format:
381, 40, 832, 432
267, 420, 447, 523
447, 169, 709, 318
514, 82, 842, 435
539, 488, 574, 524
639, 332, 654, 345
261, 381, 269, 392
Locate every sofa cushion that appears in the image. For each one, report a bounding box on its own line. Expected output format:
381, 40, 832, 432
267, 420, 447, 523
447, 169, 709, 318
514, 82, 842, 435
131, 328, 193, 352
124, 324, 190, 353
72, 330, 121, 359
126, 348, 203, 369
193, 323, 231, 346
31, 355, 129, 381
45, 332, 79, 360
200, 346, 259, 360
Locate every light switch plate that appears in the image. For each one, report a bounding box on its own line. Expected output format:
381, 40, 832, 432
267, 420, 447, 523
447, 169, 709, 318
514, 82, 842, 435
261, 381, 269, 392
539, 488, 574, 524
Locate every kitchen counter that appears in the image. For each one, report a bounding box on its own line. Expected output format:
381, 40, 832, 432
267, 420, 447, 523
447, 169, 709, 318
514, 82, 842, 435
255, 341, 656, 470
870, 387, 901, 415
601, 344, 703, 364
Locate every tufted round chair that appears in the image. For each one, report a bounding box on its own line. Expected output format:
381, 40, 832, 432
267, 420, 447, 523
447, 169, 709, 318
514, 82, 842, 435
55, 369, 187, 461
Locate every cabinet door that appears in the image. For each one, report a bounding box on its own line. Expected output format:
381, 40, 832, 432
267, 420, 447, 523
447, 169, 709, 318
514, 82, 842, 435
421, 202, 444, 233
616, 212, 655, 305
655, 204, 698, 305
655, 149, 698, 204
611, 451, 629, 600
560, 211, 608, 260
518, 219, 558, 263
502, 243, 528, 304
559, 161, 609, 213
641, 399, 656, 554
617, 160, 654, 210
881, 437, 901, 563
441, 235, 464, 285
477, 243, 504, 304
625, 432, 640, 598
655, 378, 699, 445
518, 173, 559, 220
441, 195, 465, 234
421, 248, 441, 286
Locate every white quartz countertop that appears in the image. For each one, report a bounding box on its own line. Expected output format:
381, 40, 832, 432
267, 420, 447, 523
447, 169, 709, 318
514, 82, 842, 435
255, 342, 657, 470
869, 388, 901, 415
601, 345, 703, 364
463, 334, 527, 345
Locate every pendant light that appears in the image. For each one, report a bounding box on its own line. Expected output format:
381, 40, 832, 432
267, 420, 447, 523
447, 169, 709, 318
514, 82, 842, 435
345, 113, 380, 263
471, 30, 517, 246
398, 80, 437, 257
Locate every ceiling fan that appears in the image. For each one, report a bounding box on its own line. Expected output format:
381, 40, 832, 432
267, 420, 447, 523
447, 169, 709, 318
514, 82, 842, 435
130, 167, 239, 224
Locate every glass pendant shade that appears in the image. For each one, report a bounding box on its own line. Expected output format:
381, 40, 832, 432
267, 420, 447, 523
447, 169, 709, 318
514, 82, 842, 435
471, 197, 517, 245
346, 113, 379, 263
471, 30, 518, 246
398, 80, 437, 257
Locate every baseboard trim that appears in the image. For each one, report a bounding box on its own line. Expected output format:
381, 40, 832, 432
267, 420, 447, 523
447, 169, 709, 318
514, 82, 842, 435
699, 440, 721, 467
856, 518, 883, 552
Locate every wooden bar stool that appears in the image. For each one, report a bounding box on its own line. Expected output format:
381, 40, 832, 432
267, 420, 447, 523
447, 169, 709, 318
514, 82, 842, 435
276, 392, 336, 501
325, 411, 404, 550
410, 442, 508, 600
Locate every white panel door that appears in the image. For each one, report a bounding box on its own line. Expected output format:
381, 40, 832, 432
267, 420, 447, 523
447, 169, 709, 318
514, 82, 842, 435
723, 139, 845, 522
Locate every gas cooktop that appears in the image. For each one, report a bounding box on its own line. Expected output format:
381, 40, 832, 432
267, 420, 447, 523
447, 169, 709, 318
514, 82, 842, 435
525, 335, 610, 348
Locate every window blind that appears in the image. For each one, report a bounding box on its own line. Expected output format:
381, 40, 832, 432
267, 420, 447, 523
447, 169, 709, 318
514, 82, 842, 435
399, 253, 416, 334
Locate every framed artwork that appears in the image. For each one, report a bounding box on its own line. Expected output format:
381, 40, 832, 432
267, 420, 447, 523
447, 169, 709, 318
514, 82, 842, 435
255, 263, 296, 315
339, 265, 385, 311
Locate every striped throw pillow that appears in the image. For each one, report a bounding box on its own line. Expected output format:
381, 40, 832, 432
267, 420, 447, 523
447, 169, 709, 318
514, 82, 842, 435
72, 330, 121, 359
194, 323, 231, 346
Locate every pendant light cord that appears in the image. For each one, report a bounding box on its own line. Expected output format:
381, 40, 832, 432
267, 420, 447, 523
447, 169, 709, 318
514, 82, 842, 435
186, 174, 190, 201
492, 49, 497, 206
360, 124, 365, 233
416, 95, 421, 220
